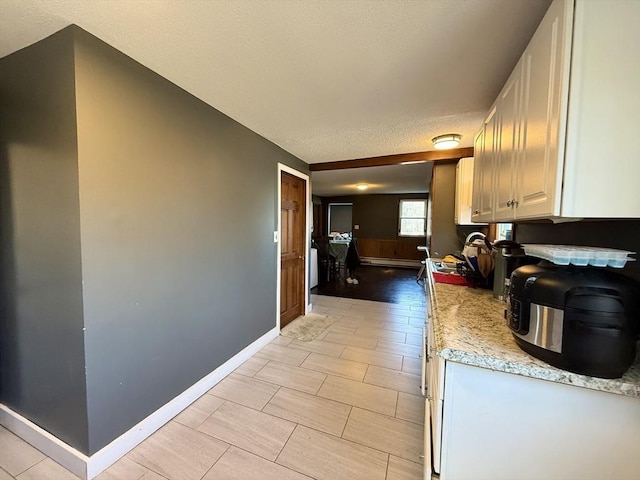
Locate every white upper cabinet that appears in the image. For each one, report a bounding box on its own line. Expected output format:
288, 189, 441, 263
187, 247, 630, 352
514, 0, 569, 219
495, 59, 524, 219
456, 157, 486, 225
455, 158, 470, 225
561, 0, 640, 218
472, 106, 497, 222
471, 131, 484, 222
472, 0, 640, 222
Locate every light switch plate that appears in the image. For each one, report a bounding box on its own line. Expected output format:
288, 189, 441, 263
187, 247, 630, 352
354, 225, 360, 230
273, 231, 279, 243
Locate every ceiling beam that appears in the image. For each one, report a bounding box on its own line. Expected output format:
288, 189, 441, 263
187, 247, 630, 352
309, 147, 474, 171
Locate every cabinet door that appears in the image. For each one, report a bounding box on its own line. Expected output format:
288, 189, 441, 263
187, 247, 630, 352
460, 158, 473, 224
427, 320, 445, 474
472, 108, 497, 222
471, 131, 484, 222
454, 162, 461, 225
479, 106, 497, 221
429, 355, 445, 474
494, 61, 523, 221
455, 157, 475, 225
424, 397, 433, 480
515, 0, 570, 219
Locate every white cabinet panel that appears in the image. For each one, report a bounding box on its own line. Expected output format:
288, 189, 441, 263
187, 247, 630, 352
475, 107, 497, 222
480, 107, 496, 221
455, 157, 485, 225
471, 131, 484, 222
430, 373, 444, 474
561, 0, 640, 218
426, 319, 445, 474
515, 0, 569, 219
494, 60, 523, 219
439, 362, 640, 480
423, 397, 432, 480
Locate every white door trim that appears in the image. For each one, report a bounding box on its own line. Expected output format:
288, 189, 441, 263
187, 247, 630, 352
277, 164, 311, 331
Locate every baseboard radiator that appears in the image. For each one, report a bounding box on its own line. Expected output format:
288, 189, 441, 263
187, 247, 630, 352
360, 257, 421, 268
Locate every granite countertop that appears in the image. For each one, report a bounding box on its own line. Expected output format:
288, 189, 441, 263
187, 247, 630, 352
429, 282, 640, 398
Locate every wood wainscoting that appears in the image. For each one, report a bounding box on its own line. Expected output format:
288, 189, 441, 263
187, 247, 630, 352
357, 237, 426, 261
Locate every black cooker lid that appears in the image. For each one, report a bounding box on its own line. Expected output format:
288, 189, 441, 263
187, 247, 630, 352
511, 262, 640, 316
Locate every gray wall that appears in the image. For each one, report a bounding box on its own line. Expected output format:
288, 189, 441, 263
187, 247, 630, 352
0, 28, 89, 450
0, 25, 309, 455
74, 28, 308, 453
429, 163, 459, 258
323, 194, 427, 240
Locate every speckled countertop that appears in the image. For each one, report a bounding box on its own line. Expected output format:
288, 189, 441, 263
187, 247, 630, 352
429, 282, 640, 398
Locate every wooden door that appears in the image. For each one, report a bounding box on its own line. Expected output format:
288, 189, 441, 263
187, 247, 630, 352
280, 171, 306, 328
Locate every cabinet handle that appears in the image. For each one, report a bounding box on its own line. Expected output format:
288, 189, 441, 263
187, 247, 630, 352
512, 200, 519, 207
474, 209, 480, 214
506, 200, 513, 207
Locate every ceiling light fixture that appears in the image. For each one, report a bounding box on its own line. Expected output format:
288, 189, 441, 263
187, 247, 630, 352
432, 133, 462, 150
399, 160, 427, 165
356, 183, 368, 191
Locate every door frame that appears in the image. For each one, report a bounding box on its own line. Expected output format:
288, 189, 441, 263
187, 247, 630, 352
276, 163, 311, 331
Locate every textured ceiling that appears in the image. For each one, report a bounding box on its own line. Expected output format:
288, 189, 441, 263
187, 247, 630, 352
0, 0, 551, 166
312, 162, 434, 197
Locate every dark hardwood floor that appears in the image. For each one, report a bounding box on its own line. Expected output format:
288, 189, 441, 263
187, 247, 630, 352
311, 264, 426, 306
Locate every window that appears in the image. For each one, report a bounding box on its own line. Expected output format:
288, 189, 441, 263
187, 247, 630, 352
496, 223, 513, 241
399, 199, 427, 236
328, 203, 353, 235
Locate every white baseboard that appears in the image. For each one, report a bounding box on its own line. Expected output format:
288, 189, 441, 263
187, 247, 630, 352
0, 326, 279, 480
360, 257, 421, 268
0, 405, 89, 477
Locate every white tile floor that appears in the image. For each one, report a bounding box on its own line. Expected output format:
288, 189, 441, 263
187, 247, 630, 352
0, 294, 430, 480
